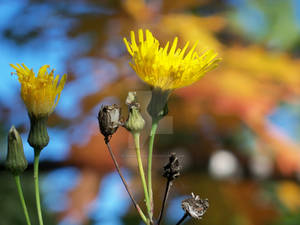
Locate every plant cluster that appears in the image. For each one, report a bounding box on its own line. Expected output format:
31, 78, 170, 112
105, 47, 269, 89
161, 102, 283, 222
4, 29, 220, 225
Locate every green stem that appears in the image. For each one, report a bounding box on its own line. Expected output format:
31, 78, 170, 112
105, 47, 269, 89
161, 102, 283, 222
147, 120, 158, 220
104, 140, 147, 223
133, 132, 151, 222
34, 151, 44, 225
14, 175, 32, 225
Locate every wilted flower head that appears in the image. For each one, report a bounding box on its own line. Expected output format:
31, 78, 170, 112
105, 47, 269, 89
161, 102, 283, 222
98, 104, 121, 142
163, 153, 181, 181
181, 193, 209, 219
123, 29, 220, 90
10, 63, 67, 116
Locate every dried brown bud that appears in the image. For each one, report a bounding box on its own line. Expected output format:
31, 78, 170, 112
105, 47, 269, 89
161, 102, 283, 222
163, 153, 180, 181
181, 193, 209, 219
97, 104, 121, 142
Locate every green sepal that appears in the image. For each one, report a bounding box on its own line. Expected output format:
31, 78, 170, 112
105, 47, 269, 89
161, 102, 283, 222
147, 88, 170, 122
27, 113, 49, 152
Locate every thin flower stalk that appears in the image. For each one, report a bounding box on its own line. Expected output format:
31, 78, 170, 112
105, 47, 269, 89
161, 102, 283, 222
147, 121, 158, 219
156, 179, 172, 225
133, 132, 152, 224
15, 176, 32, 225
104, 140, 147, 223
175, 213, 189, 225
34, 151, 43, 225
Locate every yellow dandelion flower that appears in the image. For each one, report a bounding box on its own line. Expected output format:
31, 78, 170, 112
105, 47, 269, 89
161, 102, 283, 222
124, 29, 221, 120
10, 63, 67, 116
123, 29, 220, 90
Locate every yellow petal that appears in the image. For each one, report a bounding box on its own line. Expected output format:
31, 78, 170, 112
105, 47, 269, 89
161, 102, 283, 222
37, 65, 50, 78
123, 29, 220, 90
11, 64, 67, 116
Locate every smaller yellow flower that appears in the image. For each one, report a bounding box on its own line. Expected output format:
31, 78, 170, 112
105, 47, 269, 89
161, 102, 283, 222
10, 63, 67, 116
124, 29, 220, 90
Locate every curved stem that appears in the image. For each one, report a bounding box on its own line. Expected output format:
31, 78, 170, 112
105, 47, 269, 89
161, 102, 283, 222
105, 139, 147, 223
133, 133, 151, 222
34, 151, 44, 225
148, 120, 158, 219
175, 213, 189, 225
14, 175, 32, 225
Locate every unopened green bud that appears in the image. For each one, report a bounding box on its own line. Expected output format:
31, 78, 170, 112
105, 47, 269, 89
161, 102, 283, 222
125, 105, 145, 133
124, 92, 145, 133
147, 88, 169, 122
27, 113, 49, 153
6, 126, 28, 176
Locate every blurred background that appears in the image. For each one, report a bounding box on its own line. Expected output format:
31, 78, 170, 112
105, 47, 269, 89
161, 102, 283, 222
1, 0, 300, 224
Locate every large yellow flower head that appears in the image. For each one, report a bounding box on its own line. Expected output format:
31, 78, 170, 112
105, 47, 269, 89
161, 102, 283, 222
123, 29, 220, 90
10, 63, 67, 116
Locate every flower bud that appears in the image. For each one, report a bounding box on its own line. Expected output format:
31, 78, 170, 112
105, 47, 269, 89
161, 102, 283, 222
124, 92, 145, 134
181, 193, 209, 219
6, 126, 28, 176
98, 104, 121, 142
125, 105, 145, 133
147, 88, 169, 122
27, 113, 49, 153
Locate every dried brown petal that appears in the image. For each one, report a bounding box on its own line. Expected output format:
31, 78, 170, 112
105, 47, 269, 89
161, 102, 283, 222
163, 153, 180, 181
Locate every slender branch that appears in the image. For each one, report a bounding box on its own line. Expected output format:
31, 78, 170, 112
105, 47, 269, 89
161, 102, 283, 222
156, 180, 172, 225
14, 175, 32, 225
34, 151, 44, 225
105, 138, 147, 223
132, 133, 151, 223
175, 213, 189, 225
148, 120, 158, 220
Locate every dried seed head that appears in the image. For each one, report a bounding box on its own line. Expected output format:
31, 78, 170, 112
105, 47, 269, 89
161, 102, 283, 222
181, 193, 209, 219
98, 104, 121, 142
163, 153, 180, 181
